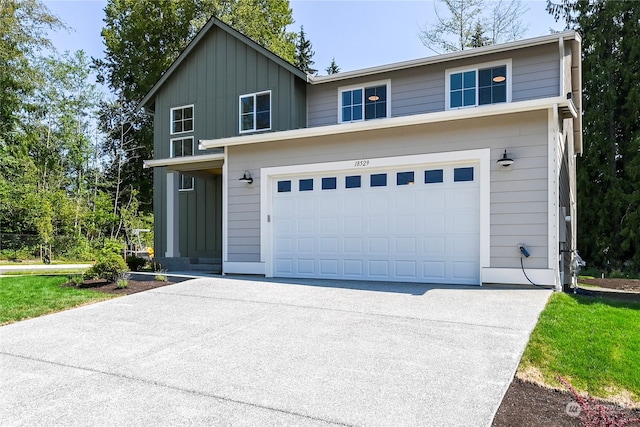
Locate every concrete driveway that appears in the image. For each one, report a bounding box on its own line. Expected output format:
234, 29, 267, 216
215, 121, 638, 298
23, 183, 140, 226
0, 277, 551, 426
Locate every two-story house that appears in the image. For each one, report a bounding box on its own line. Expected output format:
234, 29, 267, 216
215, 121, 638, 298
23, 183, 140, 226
140, 16, 582, 290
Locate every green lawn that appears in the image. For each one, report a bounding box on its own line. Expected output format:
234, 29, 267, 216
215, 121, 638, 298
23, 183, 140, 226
0, 276, 116, 325
520, 292, 640, 403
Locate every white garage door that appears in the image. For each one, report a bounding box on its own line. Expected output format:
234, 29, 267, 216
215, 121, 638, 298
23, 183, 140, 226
272, 164, 480, 284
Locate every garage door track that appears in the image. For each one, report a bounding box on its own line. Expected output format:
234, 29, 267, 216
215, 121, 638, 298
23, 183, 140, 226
0, 277, 551, 426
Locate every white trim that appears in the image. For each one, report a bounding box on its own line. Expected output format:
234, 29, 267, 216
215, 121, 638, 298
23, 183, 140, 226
481, 268, 556, 286
201, 96, 571, 150
169, 136, 194, 158
445, 59, 512, 110
309, 31, 579, 85
222, 147, 229, 272
548, 106, 559, 277
261, 149, 490, 280
169, 104, 194, 135
239, 90, 272, 134
559, 37, 565, 97
144, 152, 225, 169
223, 262, 265, 275
337, 79, 391, 123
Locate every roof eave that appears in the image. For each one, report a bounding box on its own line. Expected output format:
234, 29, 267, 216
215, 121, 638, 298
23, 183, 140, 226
309, 30, 579, 85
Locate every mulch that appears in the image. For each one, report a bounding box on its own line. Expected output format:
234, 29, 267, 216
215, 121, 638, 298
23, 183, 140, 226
65, 275, 640, 426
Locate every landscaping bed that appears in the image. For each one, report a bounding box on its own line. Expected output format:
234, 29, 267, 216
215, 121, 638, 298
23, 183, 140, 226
66, 274, 184, 295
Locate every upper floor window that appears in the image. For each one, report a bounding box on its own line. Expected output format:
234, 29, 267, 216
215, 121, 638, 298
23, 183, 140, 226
339, 80, 390, 123
171, 105, 193, 134
446, 60, 511, 109
170, 137, 194, 158
240, 91, 271, 133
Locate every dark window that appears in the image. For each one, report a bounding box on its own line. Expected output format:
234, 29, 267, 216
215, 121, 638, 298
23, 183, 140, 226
299, 179, 313, 191
171, 106, 193, 134
345, 175, 361, 188
370, 173, 387, 187
397, 171, 415, 186
240, 91, 271, 132
322, 177, 337, 190
478, 65, 507, 105
364, 85, 387, 120
454, 167, 474, 182
277, 180, 291, 192
341, 89, 363, 122
425, 169, 444, 184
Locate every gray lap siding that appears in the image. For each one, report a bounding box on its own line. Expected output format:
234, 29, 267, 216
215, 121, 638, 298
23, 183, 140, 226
226, 110, 550, 269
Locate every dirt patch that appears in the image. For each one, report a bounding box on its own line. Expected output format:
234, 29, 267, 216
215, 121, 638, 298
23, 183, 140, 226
64, 275, 180, 295
579, 277, 640, 292
493, 378, 640, 427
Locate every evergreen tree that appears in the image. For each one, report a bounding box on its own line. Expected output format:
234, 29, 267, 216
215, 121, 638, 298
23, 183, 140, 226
325, 57, 340, 75
294, 25, 316, 74
548, 0, 640, 272
468, 22, 489, 48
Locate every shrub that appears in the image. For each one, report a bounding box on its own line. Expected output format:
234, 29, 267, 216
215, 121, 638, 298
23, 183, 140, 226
154, 269, 168, 282
126, 255, 147, 272
69, 275, 84, 286
84, 253, 129, 283
116, 272, 131, 289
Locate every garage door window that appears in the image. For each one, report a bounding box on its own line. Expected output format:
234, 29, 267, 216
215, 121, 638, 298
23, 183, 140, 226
278, 180, 291, 192
346, 175, 361, 188
322, 177, 337, 190
425, 169, 444, 184
397, 171, 415, 185
454, 167, 474, 182
370, 173, 387, 187
299, 179, 313, 191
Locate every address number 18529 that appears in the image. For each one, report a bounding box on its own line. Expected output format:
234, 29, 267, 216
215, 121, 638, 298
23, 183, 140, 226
354, 160, 370, 167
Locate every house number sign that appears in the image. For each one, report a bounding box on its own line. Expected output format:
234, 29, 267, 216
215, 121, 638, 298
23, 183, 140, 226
354, 160, 370, 167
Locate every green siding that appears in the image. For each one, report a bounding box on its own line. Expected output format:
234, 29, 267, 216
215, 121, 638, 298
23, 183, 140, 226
151, 26, 307, 259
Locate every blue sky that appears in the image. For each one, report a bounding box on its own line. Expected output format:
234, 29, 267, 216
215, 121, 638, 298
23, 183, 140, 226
43, 0, 562, 75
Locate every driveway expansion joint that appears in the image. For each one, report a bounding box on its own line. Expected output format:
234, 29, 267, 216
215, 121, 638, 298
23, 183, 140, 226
0, 351, 353, 427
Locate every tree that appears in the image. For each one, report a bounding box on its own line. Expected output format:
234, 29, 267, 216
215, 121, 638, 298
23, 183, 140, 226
325, 57, 340, 75
0, 0, 63, 143
418, 0, 528, 54
95, 0, 298, 210
294, 25, 316, 74
548, 0, 640, 272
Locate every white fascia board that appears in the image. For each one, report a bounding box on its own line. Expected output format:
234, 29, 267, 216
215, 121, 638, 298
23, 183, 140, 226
309, 31, 578, 85
200, 97, 573, 150
143, 153, 225, 168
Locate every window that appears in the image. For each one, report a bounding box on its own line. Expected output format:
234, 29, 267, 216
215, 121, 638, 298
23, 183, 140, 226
322, 177, 337, 190
447, 61, 509, 109
339, 81, 389, 123
345, 175, 361, 189
454, 167, 474, 182
397, 172, 415, 186
299, 179, 313, 191
170, 137, 194, 158
179, 173, 194, 191
171, 105, 193, 134
370, 173, 387, 187
277, 180, 291, 192
425, 169, 444, 184
240, 91, 271, 133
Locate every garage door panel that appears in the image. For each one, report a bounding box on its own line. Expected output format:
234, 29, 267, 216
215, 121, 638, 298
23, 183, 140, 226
272, 164, 480, 284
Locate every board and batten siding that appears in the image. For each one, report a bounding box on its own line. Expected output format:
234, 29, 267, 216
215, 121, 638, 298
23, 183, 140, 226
226, 110, 550, 269
307, 43, 559, 127
151, 26, 306, 258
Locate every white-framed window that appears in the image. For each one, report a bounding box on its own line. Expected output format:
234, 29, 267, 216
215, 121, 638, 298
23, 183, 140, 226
338, 79, 390, 123
170, 105, 194, 134
239, 90, 271, 133
170, 137, 194, 158
445, 59, 512, 110
179, 173, 194, 192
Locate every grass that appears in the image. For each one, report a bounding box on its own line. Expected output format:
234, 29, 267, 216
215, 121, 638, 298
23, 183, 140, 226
0, 276, 116, 325
520, 292, 640, 403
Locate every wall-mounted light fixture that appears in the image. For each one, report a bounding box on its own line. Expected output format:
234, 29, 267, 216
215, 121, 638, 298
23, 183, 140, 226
239, 170, 253, 184
497, 149, 514, 167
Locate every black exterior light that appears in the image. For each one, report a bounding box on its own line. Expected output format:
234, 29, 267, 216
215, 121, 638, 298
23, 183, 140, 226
239, 170, 253, 184
497, 149, 514, 167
